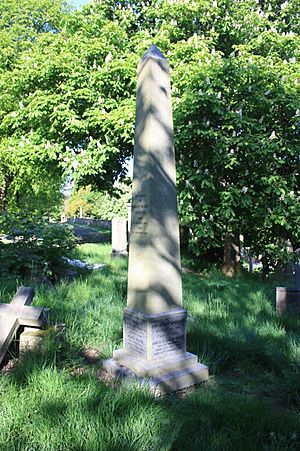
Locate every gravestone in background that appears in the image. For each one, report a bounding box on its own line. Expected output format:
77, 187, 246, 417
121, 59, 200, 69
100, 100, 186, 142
111, 217, 128, 257
276, 264, 300, 313
127, 203, 132, 233
103, 44, 208, 392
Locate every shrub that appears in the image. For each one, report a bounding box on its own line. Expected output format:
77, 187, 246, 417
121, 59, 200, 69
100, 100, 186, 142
0, 214, 76, 279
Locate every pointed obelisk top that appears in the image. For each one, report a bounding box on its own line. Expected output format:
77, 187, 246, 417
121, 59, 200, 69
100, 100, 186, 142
141, 43, 167, 62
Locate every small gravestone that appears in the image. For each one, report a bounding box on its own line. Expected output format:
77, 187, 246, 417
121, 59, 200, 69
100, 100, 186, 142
0, 287, 49, 365
103, 45, 208, 393
276, 264, 300, 313
127, 203, 132, 233
111, 217, 128, 257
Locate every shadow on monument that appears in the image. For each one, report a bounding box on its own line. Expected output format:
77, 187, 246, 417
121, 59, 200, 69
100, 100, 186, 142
129, 57, 192, 357
130, 62, 182, 309
99, 46, 209, 394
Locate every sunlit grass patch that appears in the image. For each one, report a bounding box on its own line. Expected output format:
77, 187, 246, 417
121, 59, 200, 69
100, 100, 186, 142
0, 243, 300, 450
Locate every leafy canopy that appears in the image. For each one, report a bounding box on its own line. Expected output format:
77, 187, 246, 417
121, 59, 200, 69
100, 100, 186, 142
0, 0, 299, 267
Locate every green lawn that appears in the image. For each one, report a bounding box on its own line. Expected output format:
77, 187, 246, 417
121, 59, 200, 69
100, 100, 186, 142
70, 222, 112, 237
0, 243, 300, 450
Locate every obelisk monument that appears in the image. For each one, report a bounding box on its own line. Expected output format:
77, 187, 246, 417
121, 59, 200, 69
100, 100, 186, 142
103, 44, 208, 392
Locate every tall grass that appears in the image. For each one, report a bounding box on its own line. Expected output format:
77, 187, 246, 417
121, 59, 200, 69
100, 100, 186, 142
0, 243, 300, 450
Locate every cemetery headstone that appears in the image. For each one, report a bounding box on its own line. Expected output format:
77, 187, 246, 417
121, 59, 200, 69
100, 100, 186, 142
0, 287, 49, 365
276, 263, 300, 313
296, 264, 300, 290
127, 203, 132, 233
111, 217, 128, 257
103, 44, 208, 393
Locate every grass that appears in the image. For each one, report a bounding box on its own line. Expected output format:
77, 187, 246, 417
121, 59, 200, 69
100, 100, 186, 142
70, 222, 111, 238
0, 243, 300, 450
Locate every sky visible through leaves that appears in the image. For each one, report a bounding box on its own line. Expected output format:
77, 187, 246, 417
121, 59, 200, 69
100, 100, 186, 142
72, 0, 90, 9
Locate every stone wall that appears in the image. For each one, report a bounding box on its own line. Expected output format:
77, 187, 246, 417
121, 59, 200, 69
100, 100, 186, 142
67, 217, 111, 229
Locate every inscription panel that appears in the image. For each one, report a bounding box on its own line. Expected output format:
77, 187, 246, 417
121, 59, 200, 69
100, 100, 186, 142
152, 316, 185, 359
131, 193, 150, 237
124, 314, 147, 357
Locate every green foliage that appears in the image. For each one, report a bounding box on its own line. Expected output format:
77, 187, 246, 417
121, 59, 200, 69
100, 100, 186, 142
160, 1, 300, 264
0, 0, 138, 202
0, 0, 299, 269
173, 37, 300, 261
0, 0, 68, 69
0, 0, 70, 216
0, 214, 76, 279
66, 183, 131, 219
0, 147, 63, 217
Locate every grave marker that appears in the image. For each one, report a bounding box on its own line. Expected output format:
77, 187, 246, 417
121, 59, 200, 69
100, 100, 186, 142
103, 45, 208, 392
111, 217, 128, 257
276, 264, 300, 313
0, 287, 49, 365
296, 264, 300, 290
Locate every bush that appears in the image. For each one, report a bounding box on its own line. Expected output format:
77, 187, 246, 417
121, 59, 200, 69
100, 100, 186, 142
0, 214, 76, 280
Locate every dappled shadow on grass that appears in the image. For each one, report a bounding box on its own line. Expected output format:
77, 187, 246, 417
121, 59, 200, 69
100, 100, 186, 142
71, 223, 111, 244
184, 271, 300, 411
1, 253, 300, 449
3, 353, 300, 450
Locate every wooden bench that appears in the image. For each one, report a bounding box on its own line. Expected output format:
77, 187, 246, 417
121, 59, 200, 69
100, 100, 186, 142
0, 287, 49, 365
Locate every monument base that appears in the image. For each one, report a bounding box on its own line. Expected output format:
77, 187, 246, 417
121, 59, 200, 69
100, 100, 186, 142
103, 307, 209, 393
111, 251, 128, 258
103, 350, 208, 394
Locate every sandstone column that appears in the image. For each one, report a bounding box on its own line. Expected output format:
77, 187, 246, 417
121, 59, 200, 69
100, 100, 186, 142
103, 45, 208, 392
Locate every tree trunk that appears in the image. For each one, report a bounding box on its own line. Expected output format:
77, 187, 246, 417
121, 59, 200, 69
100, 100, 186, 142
0, 185, 5, 212
222, 232, 242, 277
249, 247, 254, 273
3, 171, 14, 211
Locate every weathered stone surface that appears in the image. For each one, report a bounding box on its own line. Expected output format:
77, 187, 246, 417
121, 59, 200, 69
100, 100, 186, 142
103, 356, 208, 394
276, 264, 300, 314
19, 327, 46, 352
276, 287, 300, 313
123, 307, 186, 360
149, 364, 209, 394
0, 287, 49, 365
11, 286, 35, 306
112, 349, 197, 378
103, 45, 208, 392
127, 44, 182, 315
111, 217, 128, 256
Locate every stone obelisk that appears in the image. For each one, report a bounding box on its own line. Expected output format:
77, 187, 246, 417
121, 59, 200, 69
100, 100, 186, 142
103, 44, 208, 392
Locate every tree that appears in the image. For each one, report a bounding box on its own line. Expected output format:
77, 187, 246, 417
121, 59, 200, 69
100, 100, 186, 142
66, 183, 131, 219
0, 0, 141, 217
0, 0, 299, 272
0, 0, 70, 216
143, 0, 300, 272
